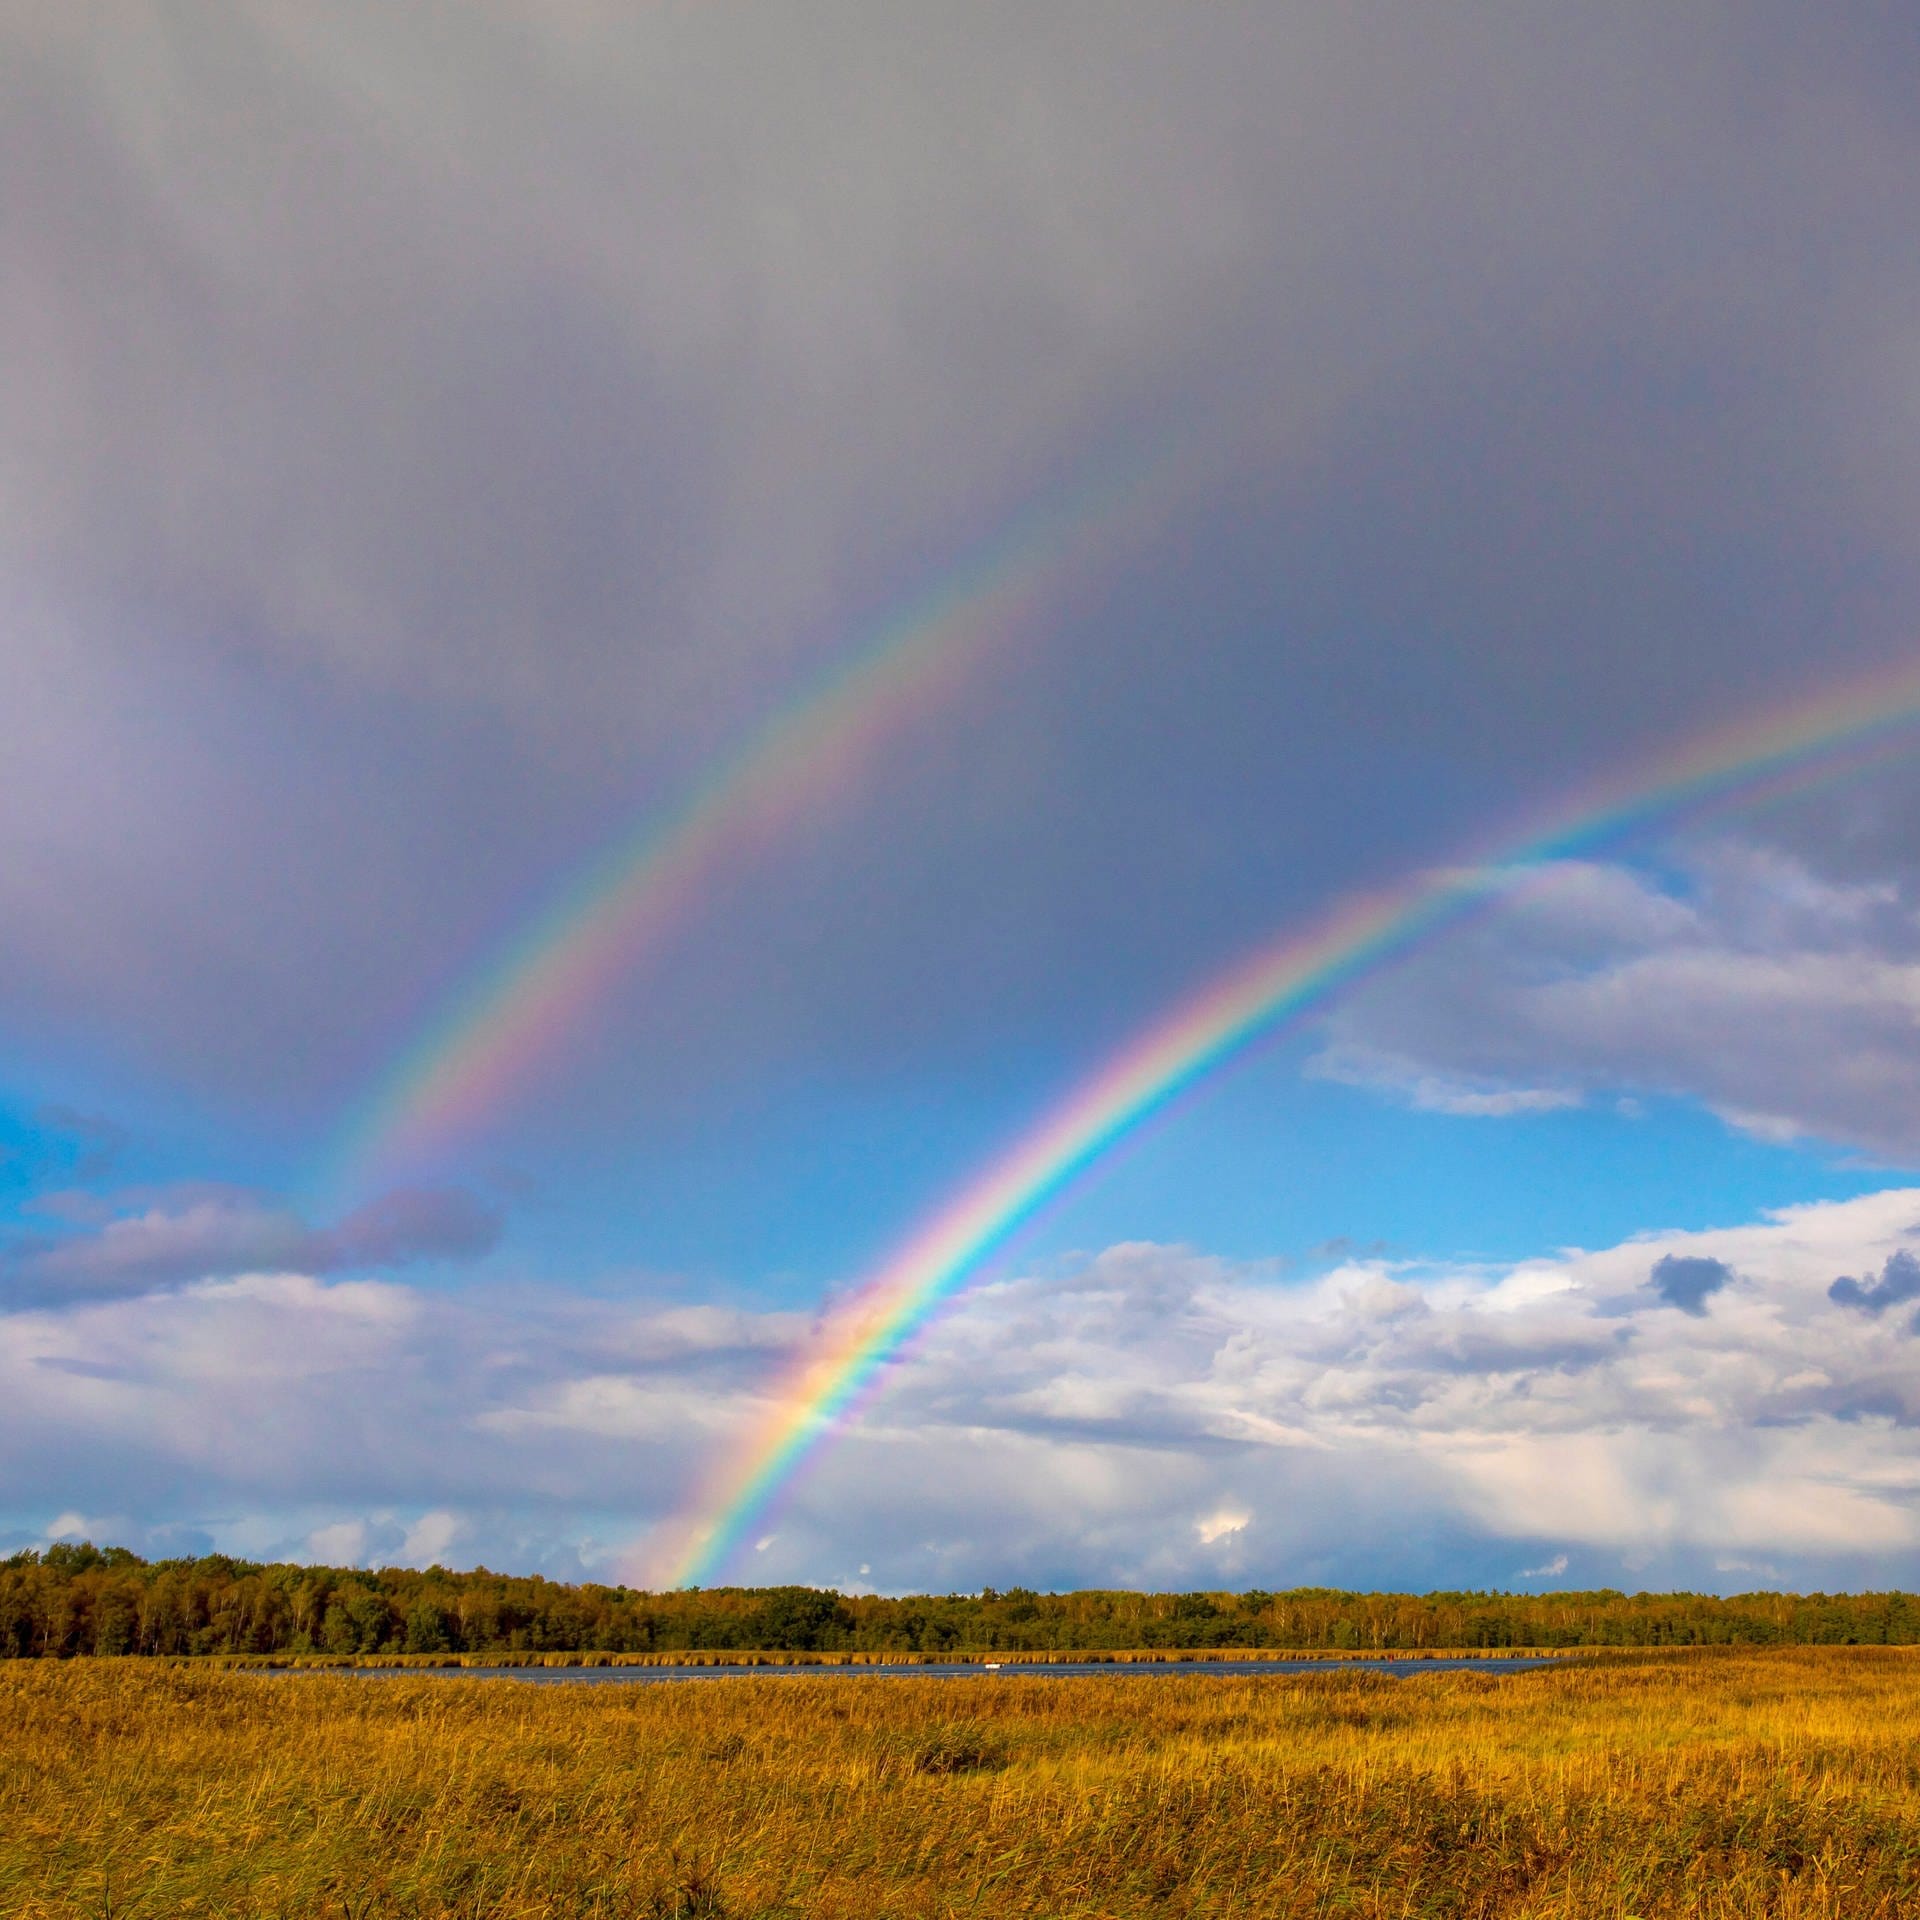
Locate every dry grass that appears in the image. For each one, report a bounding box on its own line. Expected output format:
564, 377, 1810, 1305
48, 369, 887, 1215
5, 1649, 1919, 1918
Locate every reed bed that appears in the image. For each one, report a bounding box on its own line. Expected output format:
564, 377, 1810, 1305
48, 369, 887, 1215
4, 1648, 1918, 1918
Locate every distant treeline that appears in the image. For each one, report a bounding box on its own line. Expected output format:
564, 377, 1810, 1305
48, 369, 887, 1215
6, 1542, 1920, 1659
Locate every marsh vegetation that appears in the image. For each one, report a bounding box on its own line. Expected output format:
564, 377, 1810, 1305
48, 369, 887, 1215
6, 1648, 1919, 1916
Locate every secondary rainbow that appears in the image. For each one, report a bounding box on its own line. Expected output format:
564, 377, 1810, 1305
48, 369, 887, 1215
326, 453, 1179, 1196
664, 648, 1920, 1587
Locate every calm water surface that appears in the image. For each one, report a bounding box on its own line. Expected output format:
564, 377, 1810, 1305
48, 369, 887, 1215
329, 1656, 1558, 1685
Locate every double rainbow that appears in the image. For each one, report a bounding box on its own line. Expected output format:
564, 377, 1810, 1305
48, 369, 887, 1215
326, 450, 1186, 1196
662, 649, 1920, 1587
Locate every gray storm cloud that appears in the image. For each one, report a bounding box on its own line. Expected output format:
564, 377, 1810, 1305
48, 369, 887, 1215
1648, 1254, 1735, 1317
0, 1185, 501, 1307
6, 6, 1920, 1131
1829, 1249, 1920, 1317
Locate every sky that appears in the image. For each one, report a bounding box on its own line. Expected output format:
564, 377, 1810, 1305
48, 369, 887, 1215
7, 3, 1920, 1593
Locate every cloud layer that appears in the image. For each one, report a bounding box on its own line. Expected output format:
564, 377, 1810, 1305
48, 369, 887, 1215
1317, 844, 1920, 1158
9, 1189, 1920, 1591
1, 1185, 500, 1307
8, 6, 1920, 1135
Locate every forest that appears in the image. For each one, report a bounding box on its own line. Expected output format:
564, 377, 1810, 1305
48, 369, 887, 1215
6, 1542, 1920, 1658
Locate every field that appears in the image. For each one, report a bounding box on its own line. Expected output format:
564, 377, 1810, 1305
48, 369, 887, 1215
5, 1650, 1919, 1918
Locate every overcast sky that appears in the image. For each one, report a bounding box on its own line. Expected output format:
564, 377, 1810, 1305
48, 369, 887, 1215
8, 3, 1920, 1590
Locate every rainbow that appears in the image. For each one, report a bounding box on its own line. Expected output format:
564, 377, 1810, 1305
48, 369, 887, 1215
326, 451, 1184, 1195
661, 648, 1920, 1587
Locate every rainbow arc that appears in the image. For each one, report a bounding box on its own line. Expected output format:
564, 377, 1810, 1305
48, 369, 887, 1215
660, 650, 1920, 1588
325, 445, 1190, 1198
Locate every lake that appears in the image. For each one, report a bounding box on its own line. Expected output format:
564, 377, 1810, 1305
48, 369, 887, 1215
323, 1655, 1559, 1685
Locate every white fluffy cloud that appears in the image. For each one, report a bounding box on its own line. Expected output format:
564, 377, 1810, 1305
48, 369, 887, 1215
1315, 844, 1920, 1157
786, 1197, 1920, 1589
9, 1186, 1920, 1591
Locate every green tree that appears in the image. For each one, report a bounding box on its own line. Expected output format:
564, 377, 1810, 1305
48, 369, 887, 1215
404, 1601, 453, 1654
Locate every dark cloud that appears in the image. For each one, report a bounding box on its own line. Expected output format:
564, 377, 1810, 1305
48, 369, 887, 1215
3, 5, 1920, 1150
1649, 1254, 1735, 1317
1311, 1237, 1391, 1262
1829, 1249, 1920, 1316
33, 1106, 129, 1180
33, 1356, 136, 1383
319, 1188, 502, 1269
0, 1185, 501, 1308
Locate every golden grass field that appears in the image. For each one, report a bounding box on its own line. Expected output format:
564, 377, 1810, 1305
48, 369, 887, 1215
5, 1649, 1919, 1919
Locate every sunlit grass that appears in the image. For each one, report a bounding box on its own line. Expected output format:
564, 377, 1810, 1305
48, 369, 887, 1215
5, 1649, 1918, 1916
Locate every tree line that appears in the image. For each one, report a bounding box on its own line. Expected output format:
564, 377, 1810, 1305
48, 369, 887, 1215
5, 1542, 1919, 1659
